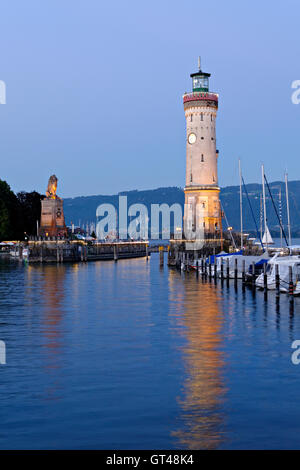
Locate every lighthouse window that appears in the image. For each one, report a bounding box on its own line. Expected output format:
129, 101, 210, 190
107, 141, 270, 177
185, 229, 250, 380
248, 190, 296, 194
190, 114, 193, 122
200, 113, 203, 121
193, 76, 209, 90
211, 115, 213, 121
201, 154, 204, 162
202, 202, 205, 208
203, 222, 205, 227
201, 137, 204, 140
211, 137, 214, 140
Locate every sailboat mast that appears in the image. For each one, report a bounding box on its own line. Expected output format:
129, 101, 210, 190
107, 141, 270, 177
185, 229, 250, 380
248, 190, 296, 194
279, 187, 283, 248
262, 164, 268, 253
239, 159, 243, 250
285, 171, 292, 247
260, 194, 263, 241
220, 202, 237, 249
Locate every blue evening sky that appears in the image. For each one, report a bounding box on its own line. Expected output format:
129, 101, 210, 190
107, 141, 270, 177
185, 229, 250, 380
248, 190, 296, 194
0, 0, 299, 197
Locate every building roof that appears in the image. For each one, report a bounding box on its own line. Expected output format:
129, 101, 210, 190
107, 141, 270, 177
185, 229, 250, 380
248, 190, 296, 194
190, 70, 211, 78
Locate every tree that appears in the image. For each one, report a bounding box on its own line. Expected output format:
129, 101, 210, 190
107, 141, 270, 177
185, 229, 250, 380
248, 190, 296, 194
0, 179, 43, 240
0, 200, 11, 240
17, 191, 42, 237
0, 179, 20, 240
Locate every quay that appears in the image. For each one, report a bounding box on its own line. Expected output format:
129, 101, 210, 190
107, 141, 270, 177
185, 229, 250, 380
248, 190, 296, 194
19, 240, 149, 263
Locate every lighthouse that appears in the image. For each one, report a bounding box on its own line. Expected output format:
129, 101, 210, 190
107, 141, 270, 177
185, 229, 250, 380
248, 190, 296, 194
183, 58, 222, 243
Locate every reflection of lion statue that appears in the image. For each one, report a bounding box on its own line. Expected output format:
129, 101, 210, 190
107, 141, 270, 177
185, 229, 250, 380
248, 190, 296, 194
46, 174, 58, 199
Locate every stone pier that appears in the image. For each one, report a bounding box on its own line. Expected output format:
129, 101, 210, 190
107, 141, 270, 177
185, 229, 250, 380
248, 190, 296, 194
24, 240, 149, 263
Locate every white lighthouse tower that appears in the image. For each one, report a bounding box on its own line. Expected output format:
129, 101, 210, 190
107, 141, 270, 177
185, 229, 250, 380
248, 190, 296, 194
183, 58, 222, 244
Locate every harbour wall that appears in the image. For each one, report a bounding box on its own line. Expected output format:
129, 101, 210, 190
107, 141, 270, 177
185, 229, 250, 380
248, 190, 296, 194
21, 240, 149, 263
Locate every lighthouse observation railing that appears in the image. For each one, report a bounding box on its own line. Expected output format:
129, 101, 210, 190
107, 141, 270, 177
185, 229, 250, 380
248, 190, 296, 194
183, 92, 218, 104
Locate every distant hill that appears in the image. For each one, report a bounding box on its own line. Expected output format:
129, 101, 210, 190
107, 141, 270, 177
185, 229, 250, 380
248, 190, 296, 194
64, 186, 184, 228
63, 181, 300, 236
221, 180, 300, 236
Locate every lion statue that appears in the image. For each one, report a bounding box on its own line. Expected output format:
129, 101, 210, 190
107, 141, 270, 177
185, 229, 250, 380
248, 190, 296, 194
46, 174, 58, 199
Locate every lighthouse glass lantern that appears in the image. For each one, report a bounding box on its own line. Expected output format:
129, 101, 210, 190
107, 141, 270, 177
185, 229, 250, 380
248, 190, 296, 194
191, 72, 210, 92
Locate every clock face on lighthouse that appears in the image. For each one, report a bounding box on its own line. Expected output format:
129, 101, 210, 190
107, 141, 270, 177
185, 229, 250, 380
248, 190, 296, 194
188, 133, 196, 144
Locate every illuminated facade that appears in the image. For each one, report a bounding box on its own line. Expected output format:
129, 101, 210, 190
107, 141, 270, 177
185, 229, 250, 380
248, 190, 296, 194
183, 59, 222, 242
39, 175, 67, 238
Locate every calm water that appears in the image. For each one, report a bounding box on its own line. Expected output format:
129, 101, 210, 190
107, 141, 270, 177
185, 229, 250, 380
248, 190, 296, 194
0, 251, 300, 449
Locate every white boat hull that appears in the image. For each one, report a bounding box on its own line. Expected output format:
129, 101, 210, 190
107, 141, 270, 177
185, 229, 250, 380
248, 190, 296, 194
256, 254, 300, 293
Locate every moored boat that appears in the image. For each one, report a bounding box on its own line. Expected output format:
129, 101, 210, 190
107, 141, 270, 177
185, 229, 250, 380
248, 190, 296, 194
191, 251, 269, 279
256, 252, 300, 293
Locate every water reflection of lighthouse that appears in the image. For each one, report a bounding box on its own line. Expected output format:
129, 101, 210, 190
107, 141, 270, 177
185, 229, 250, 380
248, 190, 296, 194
169, 270, 227, 449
